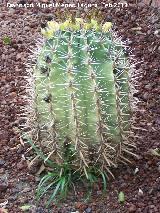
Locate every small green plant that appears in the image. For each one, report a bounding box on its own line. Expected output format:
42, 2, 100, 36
2, 36, 12, 45
118, 191, 125, 203
26, 136, 107, 205
37, 169, 73, 207
36, 165, 108, 207
24, 17, 136, 205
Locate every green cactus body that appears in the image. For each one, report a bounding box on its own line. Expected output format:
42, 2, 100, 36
30, 19, 133, 171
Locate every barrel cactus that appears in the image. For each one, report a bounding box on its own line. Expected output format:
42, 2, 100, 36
25, 18, 135, 183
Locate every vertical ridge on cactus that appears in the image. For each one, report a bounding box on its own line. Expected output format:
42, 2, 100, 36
25, 19, 136, 178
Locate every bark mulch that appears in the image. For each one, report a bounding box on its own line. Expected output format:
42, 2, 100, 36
0, 0, 159, 212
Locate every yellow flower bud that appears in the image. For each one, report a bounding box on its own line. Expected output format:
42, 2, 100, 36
75, 18, 84, 24
70, 18, 83, 30
47, 21, 59, 32
41, 28, 54, 39
102, 22, 112, 32
90, 19, 100, 31
59, 20, 71, 31
41, 21, 60, 38
91, 19, 98, 26
84, 23, 92, 30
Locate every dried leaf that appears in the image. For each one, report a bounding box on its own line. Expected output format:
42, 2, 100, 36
149, 148, 160, 157
19, 136, 25, 146
19, 205, 31, 211
131, 27, 142, 31
35, 163, 45, 176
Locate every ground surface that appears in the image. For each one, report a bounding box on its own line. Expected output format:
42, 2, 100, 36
0, 0, 160, 212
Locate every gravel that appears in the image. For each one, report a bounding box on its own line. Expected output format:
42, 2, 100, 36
0, 0, 160, 212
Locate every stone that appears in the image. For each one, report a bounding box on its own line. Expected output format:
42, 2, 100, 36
0, 168, 5, 174
143, 92, 149, 100
0, 159, 5, 166
0, 183, 8, 193
85, 207, 92, 213
17, 160, 27, 170
128, 204, 137, 212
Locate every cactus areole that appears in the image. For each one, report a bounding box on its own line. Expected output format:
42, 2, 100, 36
27, 18, 134, 175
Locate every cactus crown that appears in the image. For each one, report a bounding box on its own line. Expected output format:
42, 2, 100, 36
26, 18, 134, 178
41, 18, 112, 38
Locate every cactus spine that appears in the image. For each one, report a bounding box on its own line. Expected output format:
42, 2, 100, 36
27, 18, 135, 176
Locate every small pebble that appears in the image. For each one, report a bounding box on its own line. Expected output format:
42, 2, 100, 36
85, 207, 92, 213
128, 204, 137, 212
0, 159, 5, 166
